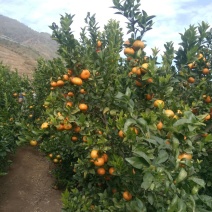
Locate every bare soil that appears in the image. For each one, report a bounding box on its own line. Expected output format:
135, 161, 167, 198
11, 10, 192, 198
0, 146, 62, 212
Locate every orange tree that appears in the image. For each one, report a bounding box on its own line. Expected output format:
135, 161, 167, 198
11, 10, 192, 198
0, 63, 31, 174
34, 0, 212, 211
15, 57, 68, 148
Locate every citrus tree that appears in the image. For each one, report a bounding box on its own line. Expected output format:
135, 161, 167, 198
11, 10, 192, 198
31, 0, 212, 211
0, 63, 31, 174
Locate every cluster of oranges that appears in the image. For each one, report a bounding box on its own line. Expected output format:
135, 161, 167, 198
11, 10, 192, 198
89, 149, 132, 200
48, 153, 62, 164
48, 68, 90, 130
50, 68, 90, 88
124, 40, 151, 87
90, 150, 112, 176
187, 53, 210, 84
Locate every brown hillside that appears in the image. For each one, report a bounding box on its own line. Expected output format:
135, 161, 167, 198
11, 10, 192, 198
0, 15, 58, 77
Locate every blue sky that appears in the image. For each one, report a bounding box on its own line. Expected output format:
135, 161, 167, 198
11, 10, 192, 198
0, 0, 212, 55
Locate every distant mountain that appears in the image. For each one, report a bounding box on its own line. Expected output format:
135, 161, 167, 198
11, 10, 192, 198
0, 15, 58, 77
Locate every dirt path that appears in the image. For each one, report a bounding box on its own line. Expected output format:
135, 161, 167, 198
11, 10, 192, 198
0, 146, 62, 212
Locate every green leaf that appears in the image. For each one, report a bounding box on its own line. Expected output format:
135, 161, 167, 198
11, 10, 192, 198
177, 198, 187, 212
124, 118, 137, 132
125, 157, 148, 169
136, 118, 147, 126
143, 138, 158, 145
125, 87, 131, 97
188, 125, 197, 132
175, 168, 187, 183
141, 172, 154, 190
168, 195, 178, 212
189, 177, 205, 188
184, 111, 197, 121
172, 137, 179, 150
133, 149, 151, 165
199, 195, 212, 209
155, 150, 169, 164
147, 193, 154, 205
127, 198, 147, 212
173, 118, 192, 127
115, 92, 124, 99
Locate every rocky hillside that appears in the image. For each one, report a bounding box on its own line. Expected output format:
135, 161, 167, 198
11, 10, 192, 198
0, 15, 58, 77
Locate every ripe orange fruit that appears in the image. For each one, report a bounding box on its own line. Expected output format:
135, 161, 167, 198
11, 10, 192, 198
154, 99, 164, 108
97, 130, 103, 135
109, 167, 115, 175
130, 127, 139, 135
147, 78, 153, 83
96, 40, 102, 48
188, 63, 195, 69
118, 130, 125, 138
178, 153, 192, 160
66, 101, 73, 107
132, 40, 145, 50
53, 158, 59, 163
79, 103, 88, 111
56, 155, 61, 159
70, 77, 83, 86
102, 153, 108, 163
41, 122, 48, 129
30, 140, 37, 146
13, 92, 18, 97
123, 191, 132, 201
146, 94, 153, 100
71, 136, 78, 141
164, 109, 175, 117
74, 126, 81, 133
157, 121, 163, 130
124, 47, 135, 55
188, 77, 195, 83
128, 71, 134, 77
131, 67, 141, 75
80, 69, 91, 80
63, 74, 69, 80
67, 91, 74, 97
63, 124, 72, 130
201, 133, 208, 137
140, 63, 149, 73
82, 136, 87, 142
57, 80, 65, 87
204, 114, 210, 121
56, 124, 64, 131
97, 167, 106, 175
67, 69, 73, 75
205, 96, 211, 103
80, 89, 86, 94
94, 157, 105, 166
197, 53, 203, 60
49, 153, 53, 158
90, 150, 99, 159
50, 81, 57, 87
202, 68, 210, 75
135, 80, 142, 87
